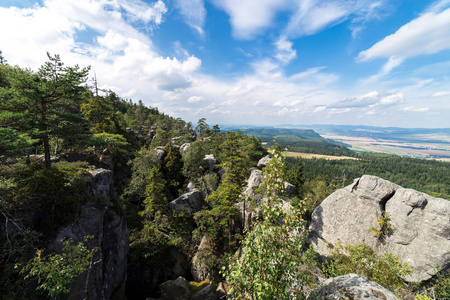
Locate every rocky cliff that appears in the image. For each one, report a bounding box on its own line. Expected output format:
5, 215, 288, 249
48, 168, 129, 300
309, 175, 450, 283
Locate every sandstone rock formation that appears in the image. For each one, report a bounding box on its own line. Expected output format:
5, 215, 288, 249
257, 155, 271, 169
307, 273, 398, 300
49, 168, 128, 300
204, 154, 217, 171
191, 235, 214, 281
168, 190, 206, 218
309, 175, 450, 282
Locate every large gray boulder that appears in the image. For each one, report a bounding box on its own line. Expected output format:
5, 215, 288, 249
160, 276, 190, 300
168, 191, 206, 217
179, 143, 191, 156
204, 154, 217, 171
307, 274, 398, 300
86, 168, 116, 197
257, 155, 271, 169
244, 168, 263, 200
309, 175, 450, 283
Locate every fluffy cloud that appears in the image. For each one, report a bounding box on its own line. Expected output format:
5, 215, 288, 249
174, 0, 206, 35
0, 0, 201, 99
211, 0, 288, 39
275, 36, 297, 64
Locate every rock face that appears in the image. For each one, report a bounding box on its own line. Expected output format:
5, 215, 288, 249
49, 169, 128, 300
160, 276, 190, 300
179, 143, 191, 156
284, 181, 295, 198
309, 175, 450, 282
257, 155, 271, 169
204, 154, 217, 170
191, 235, 214, 281
168, 191, 206, 217
244, 168, 263, 200
86, 168, 116, 197
307, 274, 398, 300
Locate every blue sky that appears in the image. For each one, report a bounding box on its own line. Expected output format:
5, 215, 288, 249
1, 0, 450, 128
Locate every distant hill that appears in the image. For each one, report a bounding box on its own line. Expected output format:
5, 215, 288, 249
223, 126, 354, 157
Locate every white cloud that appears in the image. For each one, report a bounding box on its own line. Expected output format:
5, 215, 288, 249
402, 107, 429, 112
211, 0, 289, 39
174, 0, 206, 35
285, 0, 388, 38
275, 36, 297, 64
0, 0, 201, 99
187, 96, 205, 103
432, 91, 450, 97
379, 92, 404, 105
118, 0, 167, 24
358, 6, 450, 61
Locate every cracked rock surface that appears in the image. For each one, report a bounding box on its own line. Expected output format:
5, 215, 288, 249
308, 175, 450, 283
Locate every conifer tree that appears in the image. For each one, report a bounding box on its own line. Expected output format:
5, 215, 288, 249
0, 53, 90, 168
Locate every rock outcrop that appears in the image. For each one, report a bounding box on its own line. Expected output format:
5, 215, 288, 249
168, 191, 206, 217
257, 155, 271, 169
49, 168, 128, 300
309, 175, 450, 282
160, 276, 190, 300
204, 154, 217, 171
307, 273, 398, 300
191, 235, 214, 281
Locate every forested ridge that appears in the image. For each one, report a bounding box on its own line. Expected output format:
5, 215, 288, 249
1, 54, 448, 299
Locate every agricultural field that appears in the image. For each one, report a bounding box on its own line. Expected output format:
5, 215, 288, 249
280, 151, 358, 160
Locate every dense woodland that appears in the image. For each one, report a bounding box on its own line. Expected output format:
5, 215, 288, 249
0, 54, 449, 299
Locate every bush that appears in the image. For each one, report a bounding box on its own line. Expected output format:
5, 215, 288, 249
323, 243, 411, 293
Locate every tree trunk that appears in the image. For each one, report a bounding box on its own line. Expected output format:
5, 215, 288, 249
43, 135, 51, 169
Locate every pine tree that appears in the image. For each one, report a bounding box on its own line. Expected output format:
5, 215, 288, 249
0, 53, 90, 168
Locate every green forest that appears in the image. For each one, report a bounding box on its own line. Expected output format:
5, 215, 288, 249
1, 54, 449, 300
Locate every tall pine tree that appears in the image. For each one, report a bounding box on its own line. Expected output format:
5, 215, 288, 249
0, 53, 90, 168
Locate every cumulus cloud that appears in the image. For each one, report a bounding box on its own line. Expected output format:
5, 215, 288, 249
0, 0, 201, 101
327, 91, 404, 115
210, 0, 289, 39
174, 0, 206, 35
275, 36, 297, 64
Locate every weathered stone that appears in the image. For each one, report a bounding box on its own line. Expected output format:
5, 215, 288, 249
179, 143, 191, 156
204, 154, 216, 170
191, 235, 214, 282
191, 283, 218, 300
49, 202, 129, 300
309, 175, 450, 283
186, 182, 197, 192
168, 191, 206, 217
257, 155, 271, 169
285, 181, 295, 198
86, 168, 115, 197
383, 188, 450, 282
160, 276, 190, 300
156, 149, 166, 161
307, 273, 398, 300
244, 168, 263, 200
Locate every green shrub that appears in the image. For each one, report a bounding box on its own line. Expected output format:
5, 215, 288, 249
323, 243, 411, 293
188, 279, 210, 294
